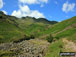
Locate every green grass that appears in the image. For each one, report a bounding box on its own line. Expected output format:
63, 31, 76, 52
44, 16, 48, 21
35, 16, 76, 40
0, 14, 52, 43
45, 39, 64, 57
0, 12, 76, 57
67, 33, 76, 42
0, 12, 76, 44
24, 24, 49, 36
56, 28, 76, 38
44, 17, 76, 57
0, 21, 24, 43
21, 16, 76, 41
51, 16, 76, 33
40, 16, 76, 34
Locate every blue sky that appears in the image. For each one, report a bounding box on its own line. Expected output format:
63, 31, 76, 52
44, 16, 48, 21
0, 0, 76, 21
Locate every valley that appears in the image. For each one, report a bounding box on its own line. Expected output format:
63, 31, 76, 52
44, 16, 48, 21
0, 11, 76, 57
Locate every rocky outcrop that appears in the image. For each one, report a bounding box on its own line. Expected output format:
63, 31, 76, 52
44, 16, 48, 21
0, 40, 49, 57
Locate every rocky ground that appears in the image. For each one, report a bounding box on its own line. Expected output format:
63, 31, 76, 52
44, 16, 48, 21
0, 39, 49, 57
63, 38, 76, 52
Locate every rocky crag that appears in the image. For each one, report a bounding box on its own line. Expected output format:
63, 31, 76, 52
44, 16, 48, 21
0, 39, 49, 57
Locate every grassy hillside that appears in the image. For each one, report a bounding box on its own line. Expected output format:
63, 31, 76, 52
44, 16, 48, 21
45, 39, 63, 57
44, 16, 76, 57
0, 11, 76, 57
0, 11, 76, 43
18, 16, 76, 57
52, 16, 76, 42
0, 11, 57, 43
38, 16, 76, 42
0, 11, 24, 43
15, 16, 57, 37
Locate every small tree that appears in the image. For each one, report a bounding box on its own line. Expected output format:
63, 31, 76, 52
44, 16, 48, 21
46, 34, 53, 43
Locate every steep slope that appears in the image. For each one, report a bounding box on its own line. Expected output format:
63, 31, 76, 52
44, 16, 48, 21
45, 16, 76, 57
51, 16, 76, 34
0, 11, 76, 57
16, 16, 58, 37
0, 11, 24, 43
45, 38, 76, 57
0, 11, 58, 43
16, 16, 58, 28
0, 11, 50, 57
52, 16, 76, 42
40, 16, 76, 42
36, 18, 58, 24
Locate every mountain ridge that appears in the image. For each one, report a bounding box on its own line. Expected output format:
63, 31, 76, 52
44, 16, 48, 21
0, 11, 76, 57
0, 11, 58, 43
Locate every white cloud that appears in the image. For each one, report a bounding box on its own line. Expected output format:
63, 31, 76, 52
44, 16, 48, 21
11, 5, 45, 18
0, 0, 3, 9
12, 0, 46, 18
40, 0, 48, 3
29, 10, 45, 18
19, 5, 30, 13
62, 1, 75, 13
19, 0, 48, 4
12, 10, 22, 18
19, 0, 38, 4
2, 10, 7, 15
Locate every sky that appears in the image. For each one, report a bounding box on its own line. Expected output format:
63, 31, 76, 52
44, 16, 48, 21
0, 0, 76, 21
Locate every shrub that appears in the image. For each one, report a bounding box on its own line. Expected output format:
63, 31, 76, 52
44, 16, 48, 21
30, 35, 35, 39
46, 34, 53, 43
13, 35, 35, 43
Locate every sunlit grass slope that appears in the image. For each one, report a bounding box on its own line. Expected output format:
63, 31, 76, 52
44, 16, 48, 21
40, 16, 76, 42
0, 11, 24, 43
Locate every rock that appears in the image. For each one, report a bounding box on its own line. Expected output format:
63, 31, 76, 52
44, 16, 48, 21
0, 40, 49, 57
